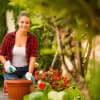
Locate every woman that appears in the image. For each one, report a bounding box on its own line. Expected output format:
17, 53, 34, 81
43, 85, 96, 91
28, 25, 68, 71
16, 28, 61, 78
0, 11, 38, 94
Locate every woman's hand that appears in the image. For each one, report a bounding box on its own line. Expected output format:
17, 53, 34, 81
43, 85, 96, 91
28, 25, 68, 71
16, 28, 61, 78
25, 72, 35, 84
4, 60, 16, 73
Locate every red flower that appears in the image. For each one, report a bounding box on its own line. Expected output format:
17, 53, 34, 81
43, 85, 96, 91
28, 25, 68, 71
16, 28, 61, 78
63, 77, 69, 86
41, 71, 47, 80
53, 76, 61, 80
35, 68, 70, 91
38, 81, 46, 89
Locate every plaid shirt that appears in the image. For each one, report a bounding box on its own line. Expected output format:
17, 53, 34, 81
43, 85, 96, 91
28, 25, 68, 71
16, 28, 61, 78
0, 31, 38, 64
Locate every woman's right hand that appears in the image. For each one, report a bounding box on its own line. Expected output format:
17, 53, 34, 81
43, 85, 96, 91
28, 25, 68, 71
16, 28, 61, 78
4, 60, 16, 73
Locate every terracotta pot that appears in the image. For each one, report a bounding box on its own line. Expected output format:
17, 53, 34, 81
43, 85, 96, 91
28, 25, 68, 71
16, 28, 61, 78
6, 79, 32, 100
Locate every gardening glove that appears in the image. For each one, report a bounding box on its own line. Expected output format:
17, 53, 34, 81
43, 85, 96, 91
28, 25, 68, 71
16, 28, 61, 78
25, 72, 35, 84
4, 60, 16, 73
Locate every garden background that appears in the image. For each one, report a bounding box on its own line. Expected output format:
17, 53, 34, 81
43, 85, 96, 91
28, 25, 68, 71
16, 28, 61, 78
0, 0, 100, 100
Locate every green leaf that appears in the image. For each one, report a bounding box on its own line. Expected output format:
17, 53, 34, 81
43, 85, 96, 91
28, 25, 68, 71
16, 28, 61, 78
48, 90, 68, 100
23, 94, 29, 100
66, 86, 84, 100
29, 91, 48, 100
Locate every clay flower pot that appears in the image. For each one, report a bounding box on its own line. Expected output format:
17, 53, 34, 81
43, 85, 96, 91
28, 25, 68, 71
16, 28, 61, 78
6, 79, 32, 100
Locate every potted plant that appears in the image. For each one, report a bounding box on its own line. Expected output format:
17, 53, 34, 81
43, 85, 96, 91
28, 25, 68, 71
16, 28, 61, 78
7, 79, 32, 100
34, 68, 69, 91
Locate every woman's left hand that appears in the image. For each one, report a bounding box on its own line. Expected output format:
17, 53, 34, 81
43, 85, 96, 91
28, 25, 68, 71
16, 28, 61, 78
25, 72, 35, 84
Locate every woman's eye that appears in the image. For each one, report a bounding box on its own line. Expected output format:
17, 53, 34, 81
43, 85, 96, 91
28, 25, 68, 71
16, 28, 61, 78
20, 21, 29, 24
25, 22, 29, 24
20, 21, 24, 24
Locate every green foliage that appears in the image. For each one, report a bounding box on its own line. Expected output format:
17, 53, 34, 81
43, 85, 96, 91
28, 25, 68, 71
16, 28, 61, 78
9, 0, 97, 46
23, 95, 29, 100
24, 80, 84, 100
9, 0, 28, 8
9, 0, 100, 33
87, 60, 100, 100
65, 86, 84, 100
29, 91, 48, 100
37, 55, 53, 69
24, 83, 51, 100
0, 0, 9, 43
30, 20, 62, 69
24, 85, 84, 100
12, 5, 24, 29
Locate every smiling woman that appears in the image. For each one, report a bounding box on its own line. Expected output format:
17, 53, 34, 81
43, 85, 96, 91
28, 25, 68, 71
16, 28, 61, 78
0, 11, 38, 95
17, 11, 31, 34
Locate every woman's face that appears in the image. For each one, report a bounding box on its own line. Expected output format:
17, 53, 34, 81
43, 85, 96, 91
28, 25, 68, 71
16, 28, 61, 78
18, 16, 30, 33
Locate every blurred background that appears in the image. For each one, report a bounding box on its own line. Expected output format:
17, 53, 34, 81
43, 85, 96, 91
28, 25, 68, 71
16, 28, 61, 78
0, 0, 100, 100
